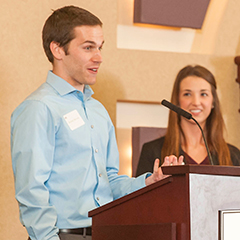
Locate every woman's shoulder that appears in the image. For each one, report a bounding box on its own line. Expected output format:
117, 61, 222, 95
227, 143, 240, 166
142, 136, 165, 149
227, 143, 240, 153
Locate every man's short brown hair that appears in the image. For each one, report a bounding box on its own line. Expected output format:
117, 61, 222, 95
42, 5, 102, 63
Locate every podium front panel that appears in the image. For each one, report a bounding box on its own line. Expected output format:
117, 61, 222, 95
90, 175, 190, 240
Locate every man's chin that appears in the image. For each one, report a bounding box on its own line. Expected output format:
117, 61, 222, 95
87, 78, 97, 86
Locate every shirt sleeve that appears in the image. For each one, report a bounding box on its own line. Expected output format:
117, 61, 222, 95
11, 100, 60, 240
105, 123, 148, 200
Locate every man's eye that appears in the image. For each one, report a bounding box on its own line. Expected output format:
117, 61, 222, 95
85, 46, 92, 50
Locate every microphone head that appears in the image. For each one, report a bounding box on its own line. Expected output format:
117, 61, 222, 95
161, 99, 192, 120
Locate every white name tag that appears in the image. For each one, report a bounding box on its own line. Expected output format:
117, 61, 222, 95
63, 110, 85, 130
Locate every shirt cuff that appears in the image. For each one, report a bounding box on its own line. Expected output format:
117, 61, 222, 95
131, 172, 152, 192
145, 173, 152, 179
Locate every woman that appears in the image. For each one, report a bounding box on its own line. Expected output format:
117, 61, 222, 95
136, 65, 240, 176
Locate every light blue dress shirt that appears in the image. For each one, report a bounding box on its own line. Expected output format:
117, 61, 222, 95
11, 71, 148, 240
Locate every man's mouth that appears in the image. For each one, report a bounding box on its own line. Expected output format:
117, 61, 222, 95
88, 68, 98, 73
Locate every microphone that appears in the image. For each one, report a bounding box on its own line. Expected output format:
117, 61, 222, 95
161, 99, 214, 165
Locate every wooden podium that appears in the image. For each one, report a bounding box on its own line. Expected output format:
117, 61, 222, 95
89, 165, 240, 240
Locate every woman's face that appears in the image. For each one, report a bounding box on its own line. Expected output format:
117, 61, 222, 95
179, 76, 214, 126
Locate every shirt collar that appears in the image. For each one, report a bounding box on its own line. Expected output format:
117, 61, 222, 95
46, 71, 94, 100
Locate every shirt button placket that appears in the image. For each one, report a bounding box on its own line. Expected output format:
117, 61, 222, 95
92, 123, 100, 204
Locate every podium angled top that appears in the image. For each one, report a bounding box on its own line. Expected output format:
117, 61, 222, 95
89, 175, 173, 217
162, 164, 240, 176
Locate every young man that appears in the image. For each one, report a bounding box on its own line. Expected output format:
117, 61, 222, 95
11, 6, 183, 240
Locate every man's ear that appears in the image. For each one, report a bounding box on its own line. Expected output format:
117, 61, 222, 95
50, 41, 65, 60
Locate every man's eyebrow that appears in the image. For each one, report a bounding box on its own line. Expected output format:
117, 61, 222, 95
82, 40, 105, 45
82, 40, 96, 45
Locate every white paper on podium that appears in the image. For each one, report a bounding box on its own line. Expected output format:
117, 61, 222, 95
219, 210, 240, 240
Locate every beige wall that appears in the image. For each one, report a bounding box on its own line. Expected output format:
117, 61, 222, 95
1, 0, 240, 239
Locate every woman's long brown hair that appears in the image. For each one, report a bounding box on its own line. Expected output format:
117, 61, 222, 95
161, 65, 231, 165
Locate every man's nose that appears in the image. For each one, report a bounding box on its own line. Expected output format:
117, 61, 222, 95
92, 50, 103, 63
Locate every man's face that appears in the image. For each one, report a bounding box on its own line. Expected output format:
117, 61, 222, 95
57, 25, 104, 92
